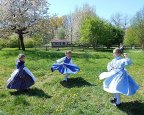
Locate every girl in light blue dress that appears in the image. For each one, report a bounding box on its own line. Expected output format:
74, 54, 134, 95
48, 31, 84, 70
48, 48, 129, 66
99, 48, 139, 106
51, 51, 80, 82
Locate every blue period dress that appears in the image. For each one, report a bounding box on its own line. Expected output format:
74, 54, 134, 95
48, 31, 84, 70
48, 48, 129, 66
99, 56, 139, 96
7, 60, 36, 90
51, 57, 80, 74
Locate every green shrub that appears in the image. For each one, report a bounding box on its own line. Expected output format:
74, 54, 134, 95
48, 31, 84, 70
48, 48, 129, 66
7, 34, 18, 48
0, 39, 7, 49
25, 38, 34, 48
8, 38, 18, 48
1, 34, 43, 48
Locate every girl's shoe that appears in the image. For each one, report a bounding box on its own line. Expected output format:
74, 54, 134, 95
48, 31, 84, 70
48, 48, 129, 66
110, 98, 117, 103
113, 102, 121, 107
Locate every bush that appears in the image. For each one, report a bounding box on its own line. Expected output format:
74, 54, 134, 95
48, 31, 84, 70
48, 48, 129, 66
1, 34, 43, 48
25, 39, 34, 48
25, 37, 43, 48
33, 37, 43, 47
7, 34, 18, 48
0, 39, 7, 49
8, 38, 18, 48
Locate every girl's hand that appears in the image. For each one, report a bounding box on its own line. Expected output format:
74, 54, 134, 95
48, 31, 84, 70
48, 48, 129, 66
124, 53, 128, 58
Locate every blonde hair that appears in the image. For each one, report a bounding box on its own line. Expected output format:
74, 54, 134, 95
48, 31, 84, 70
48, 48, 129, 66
18, 54, 25, 59
65, 50, 72, 55
113, 48, 122, 54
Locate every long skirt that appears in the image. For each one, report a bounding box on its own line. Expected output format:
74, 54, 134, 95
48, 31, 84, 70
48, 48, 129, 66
99, 69, 139, 96
7, 67, 36, 90
51, 63, 80, 74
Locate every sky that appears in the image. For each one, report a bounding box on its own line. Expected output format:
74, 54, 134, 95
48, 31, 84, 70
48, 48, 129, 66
48, 0, 144, 20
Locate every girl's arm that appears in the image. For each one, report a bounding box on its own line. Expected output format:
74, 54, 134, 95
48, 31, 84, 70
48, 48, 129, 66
56, 57, 66, 64
107, 61, 113, 71
123, 53, 132, 66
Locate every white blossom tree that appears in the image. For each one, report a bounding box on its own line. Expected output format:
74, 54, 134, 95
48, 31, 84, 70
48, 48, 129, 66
0, 0, 49, 50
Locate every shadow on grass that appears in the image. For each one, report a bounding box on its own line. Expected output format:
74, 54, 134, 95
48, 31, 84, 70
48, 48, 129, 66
60, 77, 96, 88
10, 87, 52, 98
118, 101, 144, 115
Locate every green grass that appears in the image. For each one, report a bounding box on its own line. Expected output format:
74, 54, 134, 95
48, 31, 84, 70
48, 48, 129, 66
0, 48, 144, 115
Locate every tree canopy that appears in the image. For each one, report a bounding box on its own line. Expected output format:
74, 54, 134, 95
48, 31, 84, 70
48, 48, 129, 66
124, 27, 140, 46
80, 16, 124, 49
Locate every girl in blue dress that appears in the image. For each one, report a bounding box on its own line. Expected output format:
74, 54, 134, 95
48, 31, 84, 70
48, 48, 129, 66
51, 51, 80, 82
7, 54, 36, 90
99, 48, 139, 106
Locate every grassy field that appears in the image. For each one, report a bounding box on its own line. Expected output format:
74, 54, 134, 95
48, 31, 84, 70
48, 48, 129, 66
0, 48, 144, 115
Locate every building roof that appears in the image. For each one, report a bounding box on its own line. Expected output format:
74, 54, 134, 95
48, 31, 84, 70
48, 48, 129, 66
51, 39, 69, 43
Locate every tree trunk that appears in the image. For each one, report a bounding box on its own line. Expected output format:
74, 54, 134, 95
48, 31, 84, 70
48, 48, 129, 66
82, 44, 85, 51
70, 27, 73, 51
93, 42, 97, 50
92, 44, 95, 50
18, 37, 21, 50
142, 42, 144, 50
18, 32, 25, 51
107, 45, 111, 49
71, 43, 73, 51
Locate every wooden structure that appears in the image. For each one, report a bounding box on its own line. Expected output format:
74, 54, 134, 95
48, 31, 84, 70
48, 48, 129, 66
51, 39, 70, 47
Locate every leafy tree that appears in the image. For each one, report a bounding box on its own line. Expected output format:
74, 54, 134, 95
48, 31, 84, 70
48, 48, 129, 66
49, 16, 63, 39
124, 27, 140, 47
97, 21, 124, 48
130, 6, 144, 50
80, 16, 96, 49
80, 16, 124, 49
56, 27, 65, 39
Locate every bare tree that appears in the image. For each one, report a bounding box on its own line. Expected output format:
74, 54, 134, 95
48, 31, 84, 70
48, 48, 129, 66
63, 13, 74, 50
0, 0, 49, 51
110, 13, 129, 30
63, 3, 96, 49
72, 4, 96, 42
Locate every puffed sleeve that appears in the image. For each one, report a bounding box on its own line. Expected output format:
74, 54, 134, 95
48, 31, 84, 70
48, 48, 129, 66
123, 58, 132, 66
56, 57, 66, 64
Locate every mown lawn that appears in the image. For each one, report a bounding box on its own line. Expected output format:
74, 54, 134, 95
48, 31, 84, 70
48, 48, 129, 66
0, 48, 144, 115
